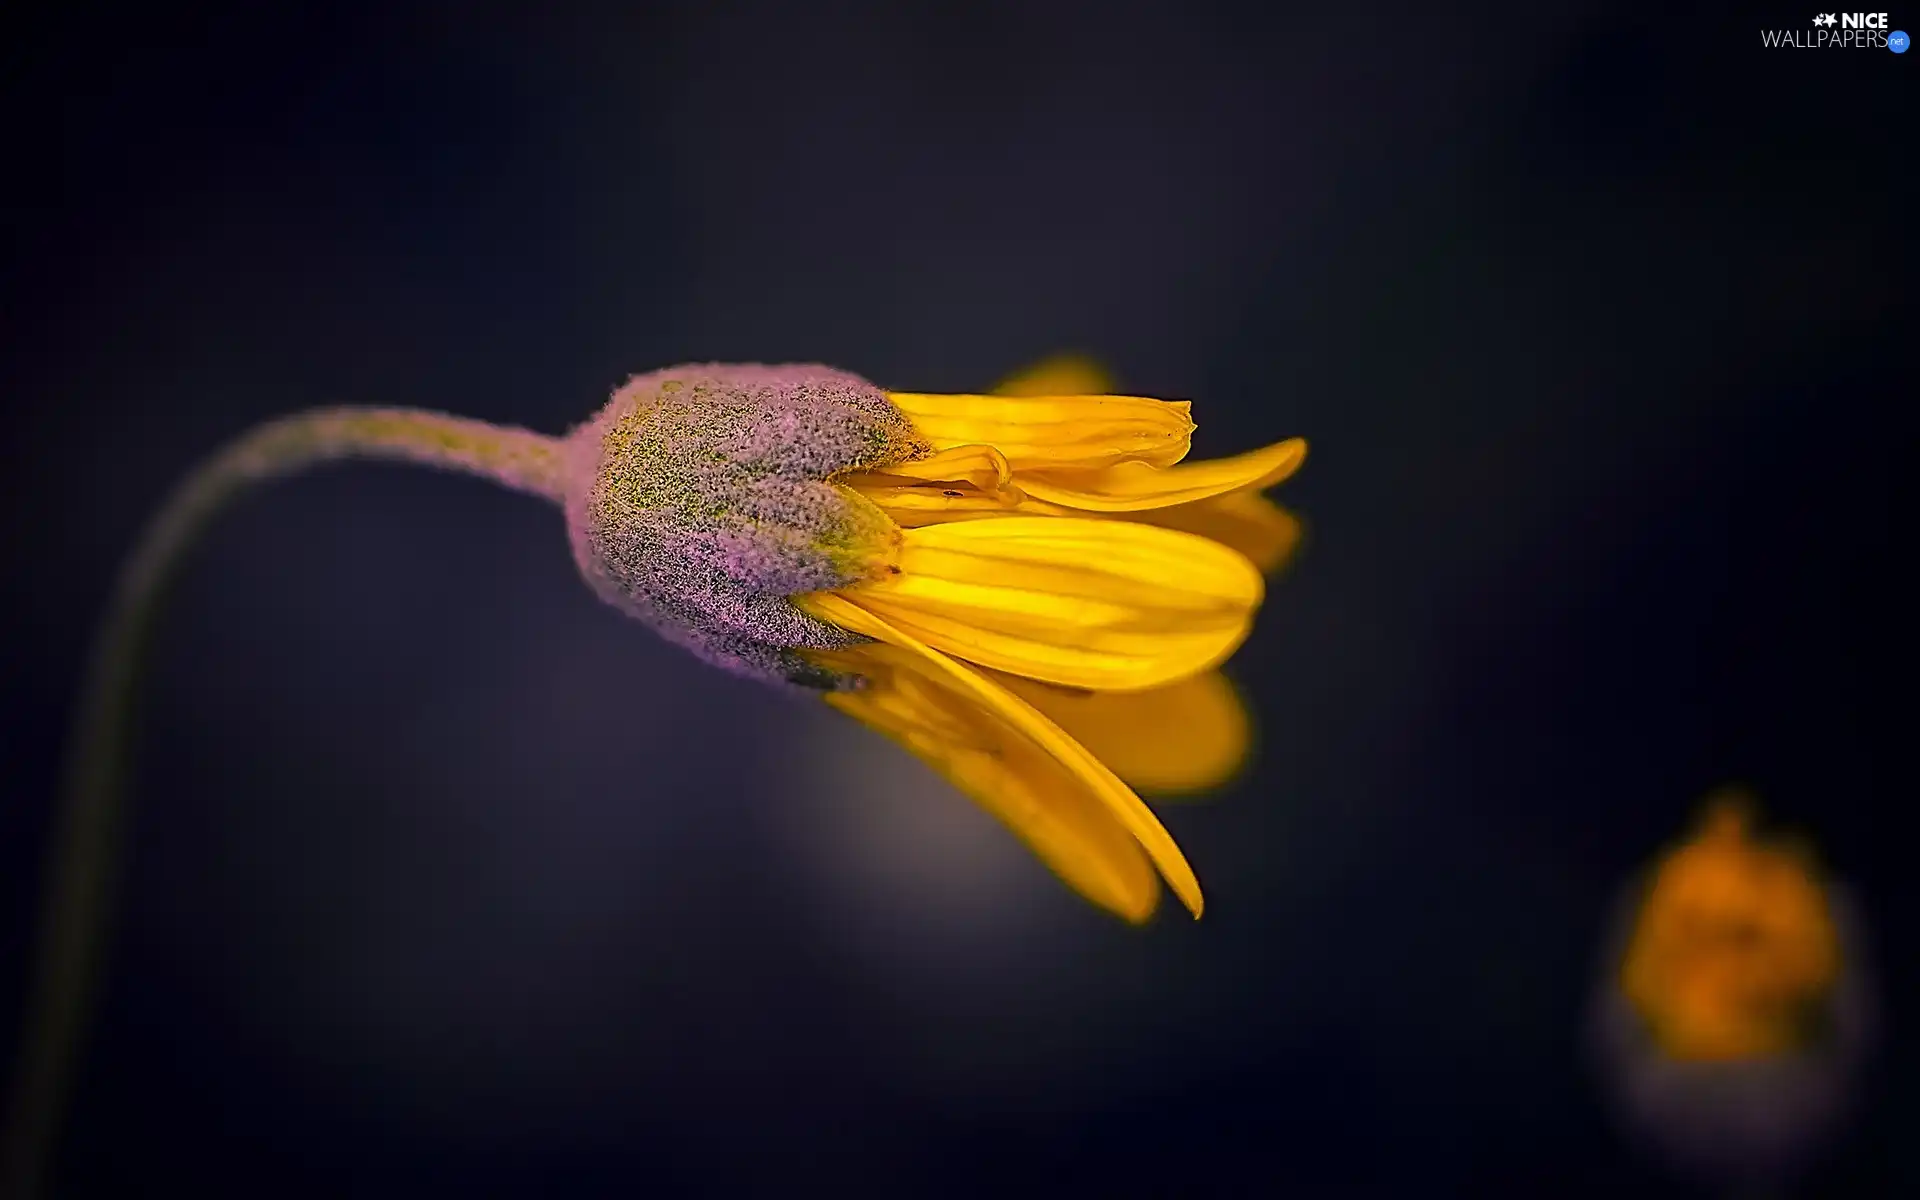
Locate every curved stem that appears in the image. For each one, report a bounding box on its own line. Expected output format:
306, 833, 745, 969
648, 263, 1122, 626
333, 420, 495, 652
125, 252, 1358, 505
1, 408, 566, 1198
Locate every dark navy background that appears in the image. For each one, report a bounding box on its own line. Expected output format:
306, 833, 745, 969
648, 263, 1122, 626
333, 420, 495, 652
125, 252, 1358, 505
2, 1, 1911, 1195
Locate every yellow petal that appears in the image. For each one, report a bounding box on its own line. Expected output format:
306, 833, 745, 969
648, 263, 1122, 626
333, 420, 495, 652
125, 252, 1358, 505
843, 479, 1074, 529
994, 670, 1253, 796
1133, 492, 1305, 575
886, 392, 1195, 471
800, 592, 1204, 917
837, 516, 1264, 691
1017, 438, 1307, 513
992, 353, 1117, 397
810, 641, 1159, 922
839, 483, 1020, 524
852, 443, 1022, 500
845, 477, 1305, 573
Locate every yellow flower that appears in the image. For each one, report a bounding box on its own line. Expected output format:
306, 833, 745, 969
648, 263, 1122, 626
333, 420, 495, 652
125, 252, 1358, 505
1618, 790, 1842, 1061
795, 356, 1307, 924
14, 356, 1302, 1197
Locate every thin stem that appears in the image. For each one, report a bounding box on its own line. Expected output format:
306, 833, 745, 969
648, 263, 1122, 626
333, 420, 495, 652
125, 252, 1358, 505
1, 407, 566, 1199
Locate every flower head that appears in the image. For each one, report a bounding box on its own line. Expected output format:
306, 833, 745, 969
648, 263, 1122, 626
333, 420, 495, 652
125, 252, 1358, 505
565, 364, 928, 687
565, 360, 1307, 923
9, 356, 1299, 1196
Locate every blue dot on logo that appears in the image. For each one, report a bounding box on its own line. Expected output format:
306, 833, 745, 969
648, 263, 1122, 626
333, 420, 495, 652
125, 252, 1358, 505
1892, 29, 1911, 52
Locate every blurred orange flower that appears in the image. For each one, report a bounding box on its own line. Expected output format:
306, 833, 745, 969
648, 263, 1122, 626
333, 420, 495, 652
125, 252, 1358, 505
1592, 786, 1875, 1188
1618, 790, 1840, 1062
